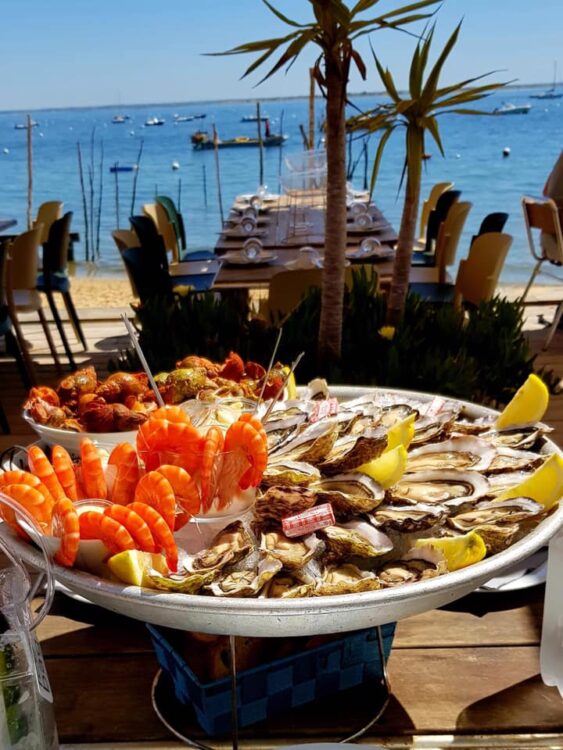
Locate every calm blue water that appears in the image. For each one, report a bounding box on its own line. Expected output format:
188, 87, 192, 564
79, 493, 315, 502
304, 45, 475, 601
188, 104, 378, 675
0, 89, 560, 282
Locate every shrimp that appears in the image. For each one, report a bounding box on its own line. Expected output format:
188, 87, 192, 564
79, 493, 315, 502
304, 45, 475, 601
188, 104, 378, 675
104, 505, 155, 552
127, 502, 178, 571
0, 469, 55, 509
133, 472, 176, 531
156, 465, 200, 524
237, 414, 268, 490
137, 408, 202, 472
51, 498, 80, 567
27, 445, 66, 503
0, 484, 52, 525
108, 443, 139, 505
51, 446, 79, 501
80, 438, 108, 499
79, 511, 135, 556
199, 427, 224, 512
224, 418, 268, 489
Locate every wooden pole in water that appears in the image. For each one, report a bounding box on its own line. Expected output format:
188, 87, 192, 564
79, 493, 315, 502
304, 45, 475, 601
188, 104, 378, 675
308, 68, 315, 151
277, 110, 284, 194
257, 102, 264, 187
202, 165, 208, 207
213, 125, 225, 226
77, 143, 90, 260
114, 167, 120, 230
26, 115, 33, 229
130, 138, 144, 217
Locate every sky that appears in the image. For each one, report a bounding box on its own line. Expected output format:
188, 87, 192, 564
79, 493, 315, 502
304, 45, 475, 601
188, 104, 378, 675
1, 0, 563, 111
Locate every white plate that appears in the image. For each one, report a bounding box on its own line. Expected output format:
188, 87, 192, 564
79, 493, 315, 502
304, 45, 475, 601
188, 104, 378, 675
346, 247, 394, 261
221, 252, 278, 266
477, 549, 548, 592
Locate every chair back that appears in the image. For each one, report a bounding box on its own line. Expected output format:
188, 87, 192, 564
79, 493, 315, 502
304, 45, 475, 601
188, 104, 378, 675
267, 268, 323, 320
522, 196, 563, 264
435, 201, 472, 283
121, 246, 172, 304
7, 227, 43, 291
477, 212, 509, 236
142, 203, 179, 262
129, 215, 169, 269
424, 190, 461, 253
34, 201, 63, 245
157, 195, 187, 251
454, 232, 512, 308
418, 182, 454, 242
112, 229, 139, 252
43, 212, 73, 275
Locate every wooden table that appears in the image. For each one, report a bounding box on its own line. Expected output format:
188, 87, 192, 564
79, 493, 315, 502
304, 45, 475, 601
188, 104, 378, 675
40, 585, 562, 747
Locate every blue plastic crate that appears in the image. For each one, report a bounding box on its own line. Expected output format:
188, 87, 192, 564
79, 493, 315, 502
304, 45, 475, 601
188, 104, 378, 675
147, 622, 396, 737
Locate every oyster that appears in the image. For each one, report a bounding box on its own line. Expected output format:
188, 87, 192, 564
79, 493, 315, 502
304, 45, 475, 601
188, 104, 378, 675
371, 502, 448, 533
379, 404, 419, 429
253, 486, 317, 524
318, 428, 387, 475
388, 470, 490, 508
485, 447, 545, 475
480, 426, 546, 451
207, 556, 282, 597
262, 460, 321, 487
260, 531, 322, 569
484, 471, 533, 499
264, 403, 310, 452
309, 473, 384, 518
377, 556, 446, 587
269, 420, 339, 464
148, 568, 218, 594
410, 412, 457, 447
187, 521, 254, 572
470, 524, 520, 554
306, 377, 330, 400
314, 564, 381, 596
447, 497, 544, 532
261, 571, 315, 598
319, 521, 393, 560
406, 436, 496, 473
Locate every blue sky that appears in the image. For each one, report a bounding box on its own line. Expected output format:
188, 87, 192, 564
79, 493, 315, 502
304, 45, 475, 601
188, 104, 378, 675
1, 0, 562, 110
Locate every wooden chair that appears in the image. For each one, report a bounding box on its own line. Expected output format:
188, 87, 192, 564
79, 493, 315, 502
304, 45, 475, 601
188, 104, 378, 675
418, 182, 454, 244
6, 227, 62, 374
409, 232, 512, 310
418, 189, 461, 254
142, 203, 179, 262
521, 197, 563, 349
33, 201, 63, 245
434, 201, 472, 283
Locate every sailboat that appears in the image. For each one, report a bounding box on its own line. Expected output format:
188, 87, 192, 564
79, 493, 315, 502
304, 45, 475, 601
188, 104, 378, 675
531, 62, 563, 100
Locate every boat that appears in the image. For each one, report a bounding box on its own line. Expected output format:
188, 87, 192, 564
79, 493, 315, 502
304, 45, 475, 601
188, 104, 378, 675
174, 115, 194, 123
191, 131, 288, 150
531, 62, 563, 100
14, 121, 38, 130
112, 114, 130, 124
109, 163, 138, 173
145, 117, 165, 127
493, 103, 532, 115
241, 114, 269, 122
192, 113, 206, 120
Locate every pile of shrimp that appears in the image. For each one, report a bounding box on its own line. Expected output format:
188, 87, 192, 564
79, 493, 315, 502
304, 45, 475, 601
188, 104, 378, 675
0, 407, 267, 571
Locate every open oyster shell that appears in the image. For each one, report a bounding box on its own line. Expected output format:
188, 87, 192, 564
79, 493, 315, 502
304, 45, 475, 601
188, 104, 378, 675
484, 471, 533, 499
206, 556, 282, 597
259, 531, 322, 569
254, 485, 317, 524
314, 564, 381, 596
406, 436, 496, 473
410, 412, 457, 447
485, 447, 545, 475
379, 404, 419, 429
261, 570, 316, 598
187, 521, 254, 573
318, 428, 387, 475
262, 460, 321, 487
388, 470, 489, 508
148, 568, 218, 594
270, 420, 339, 464
470, 524, 520, 554
319, 521, 393, 560
479, 424, 551, 451
310, 473, 384, 518
447, 497, 544, 532
377, 557, 446, 587
371, 502, 449, 533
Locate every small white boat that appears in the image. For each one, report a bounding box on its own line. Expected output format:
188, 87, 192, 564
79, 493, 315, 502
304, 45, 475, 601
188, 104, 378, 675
493, 103, 532, 115
145, 117, 165, 127
14, 120, 38, 130
112, 114, 130, 124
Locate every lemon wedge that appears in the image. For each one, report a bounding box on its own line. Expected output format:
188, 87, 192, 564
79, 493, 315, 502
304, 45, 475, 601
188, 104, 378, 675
385, 413, 416, 452
412, 530, 487, 571
355, 445, 408, 489
495, 374, 549, 430
495, 453, 563, 510
108, 550, 168, 587
282, 367, 297, 400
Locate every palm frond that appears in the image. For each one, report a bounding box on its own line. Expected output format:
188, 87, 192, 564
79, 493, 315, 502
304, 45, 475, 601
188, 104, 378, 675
261, 0, 309, 28
369, 126, 395, 198
420, 22, 462, 105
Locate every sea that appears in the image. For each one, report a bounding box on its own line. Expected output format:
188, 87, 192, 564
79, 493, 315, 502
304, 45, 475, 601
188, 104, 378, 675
0, 88, 561, 283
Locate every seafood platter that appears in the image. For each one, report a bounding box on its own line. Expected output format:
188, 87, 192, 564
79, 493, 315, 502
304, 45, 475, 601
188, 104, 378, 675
2, 369, 562, 637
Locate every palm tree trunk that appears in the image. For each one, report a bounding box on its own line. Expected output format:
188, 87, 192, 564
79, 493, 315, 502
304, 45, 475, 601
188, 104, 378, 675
386, 130, 422, 326
318, 62, 347, 365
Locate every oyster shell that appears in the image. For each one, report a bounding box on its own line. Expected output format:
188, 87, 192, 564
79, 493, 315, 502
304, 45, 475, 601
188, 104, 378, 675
148, 568, 218, 593
262, 460, 321, 487
485, 447, 545, 475
206, 556, 282, 597
314, 564, 381, 596
470, 524, 520, 554
484, 471, 533, 499
480, 426, 547, 451
379, 404, 419, 429
261, 571, 315, 598
410, 412, 457, 447
309, 473, 384, 518
319, 521, 393, 560
371, 502, 448, 533
388, 470, 489, 508
264, 403, 310, 452
253, 485, 317, 524
406, 436, 496, 473
259, 531, 322, 569
306, 377, 330, 400
447, 497, 544, 532
318, 428, 387, 475
377, 557, 446, 587
270, 420, 339, 464
187, 521, 254, 572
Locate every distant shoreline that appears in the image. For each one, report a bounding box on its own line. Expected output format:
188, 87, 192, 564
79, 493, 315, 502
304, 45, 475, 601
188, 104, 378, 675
0, 82, 555, 115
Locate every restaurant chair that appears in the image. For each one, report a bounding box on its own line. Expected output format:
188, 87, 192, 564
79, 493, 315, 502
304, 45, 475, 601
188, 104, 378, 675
112, 229, 140, 298
156, 195, 187, 252
409, 232, 512, 309
418, 182, 454, 244
6, 226, 62, 374
37, 211, 85, 369
33, 201, 63, 245
129, 215, 170, 268
120, 246, 173, 304
420, 189, 461, 255
434, 201, 472, 284
142, 203, 180, 262
264, 268, 323, 321
477, 212, 509, 237
521, 197, 563, 349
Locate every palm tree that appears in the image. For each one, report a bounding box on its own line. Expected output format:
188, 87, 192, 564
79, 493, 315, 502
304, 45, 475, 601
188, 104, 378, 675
213, 0, 440, 365
348, 23, 505, 326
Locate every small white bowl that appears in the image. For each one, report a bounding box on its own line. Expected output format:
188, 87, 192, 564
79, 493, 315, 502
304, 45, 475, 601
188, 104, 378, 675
22, 412, 138, 457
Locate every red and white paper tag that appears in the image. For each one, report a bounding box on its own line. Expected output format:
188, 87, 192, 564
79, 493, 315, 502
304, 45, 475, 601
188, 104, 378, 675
421, 396, 447, 417
282, 503, 335, 538
309, 398, 339, 423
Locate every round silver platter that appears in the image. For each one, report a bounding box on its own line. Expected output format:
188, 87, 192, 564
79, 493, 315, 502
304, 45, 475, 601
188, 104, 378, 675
4, 386, 562, 637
